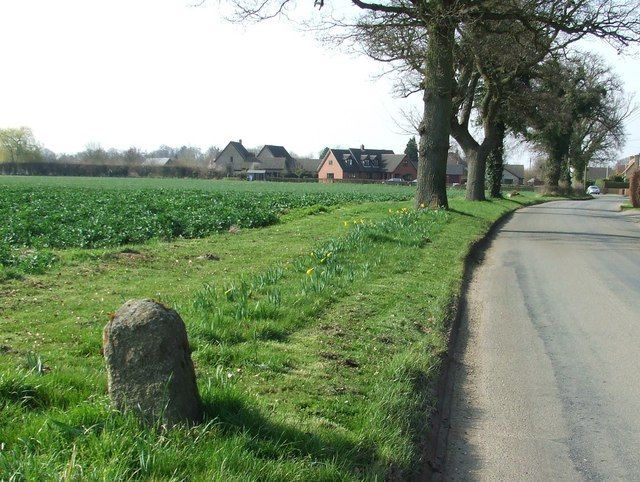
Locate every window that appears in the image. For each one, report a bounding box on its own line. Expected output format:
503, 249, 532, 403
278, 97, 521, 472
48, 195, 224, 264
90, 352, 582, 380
230, 156, 234, 163
327, 173, 334, 179
329, 160, 333, 165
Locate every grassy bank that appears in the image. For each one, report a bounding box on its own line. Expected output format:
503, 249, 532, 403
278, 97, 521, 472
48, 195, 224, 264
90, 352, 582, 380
1, 192, 554, 480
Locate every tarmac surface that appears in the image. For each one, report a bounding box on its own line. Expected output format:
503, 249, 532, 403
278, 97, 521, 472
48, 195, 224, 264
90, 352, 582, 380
442, 195, 640, 481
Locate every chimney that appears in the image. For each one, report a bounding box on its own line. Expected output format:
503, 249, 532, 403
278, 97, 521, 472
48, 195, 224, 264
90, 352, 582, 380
239, 139, 243, 145
360, 144, 365, 151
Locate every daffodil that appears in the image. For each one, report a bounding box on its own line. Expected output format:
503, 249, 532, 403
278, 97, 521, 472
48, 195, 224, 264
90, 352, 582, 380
306, 268, 314, 275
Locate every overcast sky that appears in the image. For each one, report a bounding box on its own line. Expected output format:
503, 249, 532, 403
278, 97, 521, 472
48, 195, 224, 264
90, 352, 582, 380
1, 0, 639, 160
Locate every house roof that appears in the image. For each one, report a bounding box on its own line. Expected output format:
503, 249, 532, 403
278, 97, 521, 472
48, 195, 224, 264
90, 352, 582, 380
260, 145, 293, 160
143, 157, 173, 166
446, 164, 466, 176
503, 164, 525, 180
381, 154, 409, 173
214, 141, 254, 164
447, 151, 465, 165
251, 157, 287, 171
295, 158, 321, 172
227, 141, 253, 161
622, 156, 640, 177
325, 147, 395, 173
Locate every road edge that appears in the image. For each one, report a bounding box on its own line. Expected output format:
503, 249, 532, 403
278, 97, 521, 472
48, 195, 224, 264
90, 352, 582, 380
420, 206, 524, 481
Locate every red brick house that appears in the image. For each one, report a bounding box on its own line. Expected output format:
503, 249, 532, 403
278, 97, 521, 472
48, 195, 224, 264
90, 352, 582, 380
317, 147, 417, 181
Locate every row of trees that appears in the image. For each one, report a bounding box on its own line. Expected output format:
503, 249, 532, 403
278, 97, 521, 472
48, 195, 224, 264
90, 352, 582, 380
232, 0, 640, 207
0, 129, 223, 168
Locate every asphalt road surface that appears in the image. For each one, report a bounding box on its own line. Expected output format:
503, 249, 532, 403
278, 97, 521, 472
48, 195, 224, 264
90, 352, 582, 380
442, 195, 640, 481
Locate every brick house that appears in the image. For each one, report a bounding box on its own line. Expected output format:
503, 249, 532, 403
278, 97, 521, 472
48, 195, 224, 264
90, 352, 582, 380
446, 151, 467, 184
317, 146, 417, 181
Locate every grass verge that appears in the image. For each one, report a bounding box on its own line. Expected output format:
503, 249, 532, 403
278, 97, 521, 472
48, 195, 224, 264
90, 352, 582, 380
1, 192, 564, 480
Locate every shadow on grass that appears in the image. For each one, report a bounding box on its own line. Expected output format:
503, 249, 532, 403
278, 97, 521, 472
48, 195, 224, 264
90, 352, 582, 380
447, 208, 477, 218
202, 392, 380, 476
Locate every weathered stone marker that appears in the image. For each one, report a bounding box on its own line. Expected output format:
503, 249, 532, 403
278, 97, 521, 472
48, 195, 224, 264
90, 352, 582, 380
103, 299, 202, 426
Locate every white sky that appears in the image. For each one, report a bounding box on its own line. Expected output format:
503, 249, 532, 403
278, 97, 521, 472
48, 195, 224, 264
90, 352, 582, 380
1, 0, 639, 159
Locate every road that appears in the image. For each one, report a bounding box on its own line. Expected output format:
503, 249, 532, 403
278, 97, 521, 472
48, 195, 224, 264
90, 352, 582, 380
442, 195, 640, 481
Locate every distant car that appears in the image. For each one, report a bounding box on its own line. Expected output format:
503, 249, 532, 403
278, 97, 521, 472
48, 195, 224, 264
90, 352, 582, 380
384, 178, 405, 185
586, 185, 600, 195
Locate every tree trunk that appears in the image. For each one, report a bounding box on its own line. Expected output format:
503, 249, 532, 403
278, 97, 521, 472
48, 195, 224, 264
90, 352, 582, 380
545, 145, 564, 187
461, 125, 499, 201
416, 14, 454, 210
465, 148, 486, 201
487, 122, 506, 198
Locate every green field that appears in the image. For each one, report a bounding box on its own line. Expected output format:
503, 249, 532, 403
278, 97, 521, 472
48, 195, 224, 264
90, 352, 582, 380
1, 176, 546, 480
0, 176, 420, 280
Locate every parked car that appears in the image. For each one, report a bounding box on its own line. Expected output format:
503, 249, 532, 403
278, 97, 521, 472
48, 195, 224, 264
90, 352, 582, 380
586, 185, 600, 195
384, 178, 405, 185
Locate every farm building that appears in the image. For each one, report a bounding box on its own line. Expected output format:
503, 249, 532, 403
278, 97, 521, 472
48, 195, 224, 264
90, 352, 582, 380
317, 146, 417, 181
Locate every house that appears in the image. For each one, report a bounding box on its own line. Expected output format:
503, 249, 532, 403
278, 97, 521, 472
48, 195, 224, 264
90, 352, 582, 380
502, 164, 525, 185
317, 146, 417, 181
292, 158, 321, 177
584, 166, 610, 181
446, 164, 466, 185
210, 140, 256, 175
446, 151, 467, 184
142, 157, 176, 167
212, 141, 318, 178
384, 154, 418, 180
256, 145, 296, 173
620, 154, 640, 179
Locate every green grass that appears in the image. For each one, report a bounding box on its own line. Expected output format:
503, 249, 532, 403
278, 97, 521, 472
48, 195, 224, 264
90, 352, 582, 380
0, 183, 559, 481
620, 202, 639, 211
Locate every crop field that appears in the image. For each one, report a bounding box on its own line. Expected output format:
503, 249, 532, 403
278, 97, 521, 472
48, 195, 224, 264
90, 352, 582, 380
0, 176, 419, 279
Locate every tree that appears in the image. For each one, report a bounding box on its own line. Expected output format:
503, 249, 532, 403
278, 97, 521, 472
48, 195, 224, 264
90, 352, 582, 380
404, 136, 418, 164
486, 122, 506, 198
0, 127, 42, 163
229, 0, 640, 206
523, 54, 630, 190
123, 147, 144, 165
